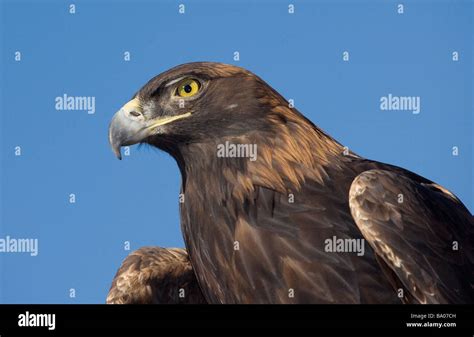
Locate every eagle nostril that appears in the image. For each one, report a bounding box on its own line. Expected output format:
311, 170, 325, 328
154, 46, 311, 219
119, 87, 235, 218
129, 110, 141, 117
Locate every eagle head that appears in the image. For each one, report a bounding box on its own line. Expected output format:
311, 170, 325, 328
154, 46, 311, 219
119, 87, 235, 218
108, 62, 290, 160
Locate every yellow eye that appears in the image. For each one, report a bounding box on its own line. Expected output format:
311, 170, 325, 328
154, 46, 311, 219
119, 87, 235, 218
177, 79, 200, 97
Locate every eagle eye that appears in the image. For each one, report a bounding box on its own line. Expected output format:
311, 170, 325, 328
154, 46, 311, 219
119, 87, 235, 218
176, 78, 200, 98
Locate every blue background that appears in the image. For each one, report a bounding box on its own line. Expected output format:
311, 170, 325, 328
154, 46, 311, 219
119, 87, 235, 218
0, 0, 472, 303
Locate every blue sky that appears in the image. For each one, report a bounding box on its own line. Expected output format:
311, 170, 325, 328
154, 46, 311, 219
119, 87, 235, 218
0, 0, 472, 303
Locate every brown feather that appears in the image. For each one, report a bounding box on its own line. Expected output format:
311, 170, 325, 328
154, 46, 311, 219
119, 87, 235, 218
107, 247, 206, 304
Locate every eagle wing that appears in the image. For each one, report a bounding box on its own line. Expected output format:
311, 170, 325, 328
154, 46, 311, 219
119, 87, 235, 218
106, 247, 206, 304
349, 169, 474, 303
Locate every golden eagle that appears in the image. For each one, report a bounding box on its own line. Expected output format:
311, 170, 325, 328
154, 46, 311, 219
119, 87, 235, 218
108, 62, 474, 304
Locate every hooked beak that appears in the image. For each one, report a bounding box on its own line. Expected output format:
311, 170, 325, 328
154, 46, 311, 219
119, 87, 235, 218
108, 98, 191, 160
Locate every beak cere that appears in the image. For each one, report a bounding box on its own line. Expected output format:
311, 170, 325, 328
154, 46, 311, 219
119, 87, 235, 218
109, 97, 193, 160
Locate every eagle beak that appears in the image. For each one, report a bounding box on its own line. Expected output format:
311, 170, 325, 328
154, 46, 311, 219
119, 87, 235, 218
109, 98, 192, 160
108, 98, 145, 160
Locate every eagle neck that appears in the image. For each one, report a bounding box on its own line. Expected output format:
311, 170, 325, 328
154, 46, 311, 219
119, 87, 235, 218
175, 117, 349, 196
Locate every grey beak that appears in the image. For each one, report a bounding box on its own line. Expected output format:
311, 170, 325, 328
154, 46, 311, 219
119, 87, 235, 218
108, 98, 146, 160
109, 97, 192, 160
108, 112, 124, 160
